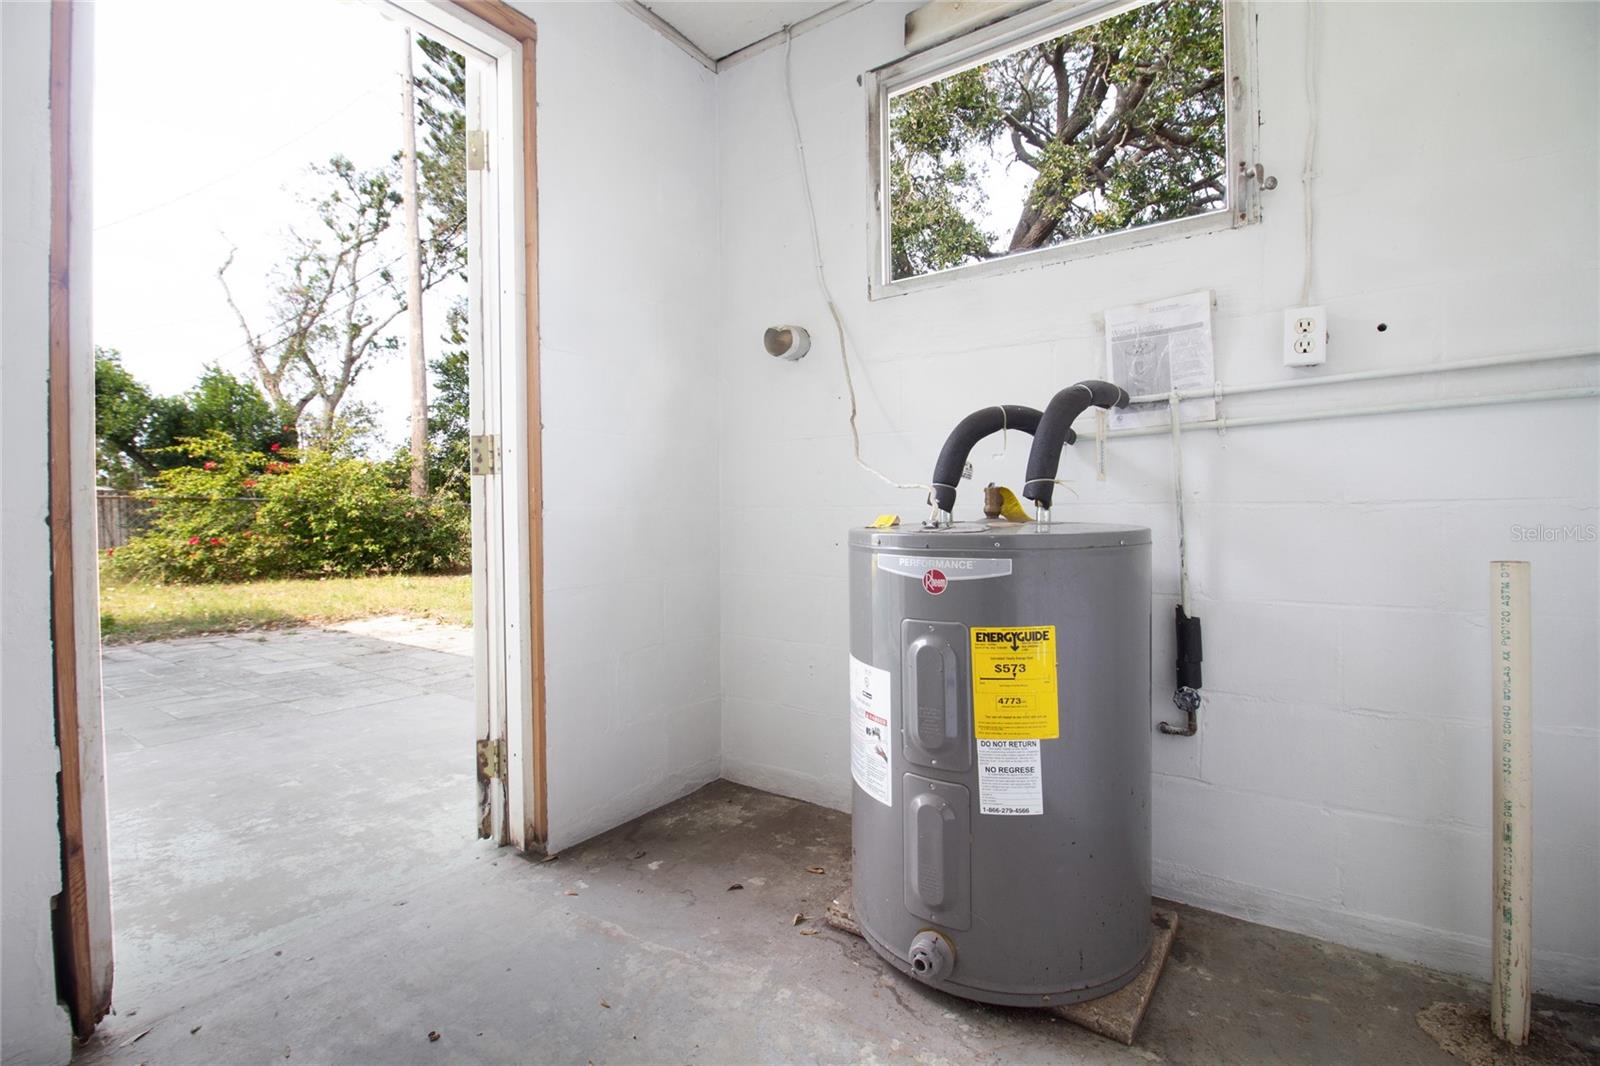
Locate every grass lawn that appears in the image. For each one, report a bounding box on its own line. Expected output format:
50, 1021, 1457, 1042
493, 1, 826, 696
99, 572, 472, 644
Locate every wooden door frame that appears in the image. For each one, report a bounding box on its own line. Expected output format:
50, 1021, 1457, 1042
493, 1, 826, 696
49, 0, 112, 1038
47, 0, 547, 1037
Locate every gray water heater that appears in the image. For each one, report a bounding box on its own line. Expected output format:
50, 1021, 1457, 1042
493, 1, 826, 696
847, 519, 1153, 1006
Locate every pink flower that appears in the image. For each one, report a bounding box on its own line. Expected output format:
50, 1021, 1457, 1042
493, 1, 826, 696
203, 461, 217, 471
270, 443, 282, 453
208, 537, 222, 546
188, 536, 201, 546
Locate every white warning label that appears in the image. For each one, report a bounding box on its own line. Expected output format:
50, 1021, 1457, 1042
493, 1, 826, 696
849, 655, 892, 807
977, 739, 1043, 816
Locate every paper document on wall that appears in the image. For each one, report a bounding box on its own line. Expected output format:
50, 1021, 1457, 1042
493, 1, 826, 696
1104, 290, 1216, 429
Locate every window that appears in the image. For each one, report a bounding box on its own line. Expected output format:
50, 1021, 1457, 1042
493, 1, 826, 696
869, 0, 1254, 294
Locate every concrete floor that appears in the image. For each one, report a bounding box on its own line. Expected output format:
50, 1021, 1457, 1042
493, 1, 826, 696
96, 621, 478, 991
80, 627, 1597, 1065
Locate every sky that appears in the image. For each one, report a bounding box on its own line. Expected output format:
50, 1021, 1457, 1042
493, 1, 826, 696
92, 0, 464, 450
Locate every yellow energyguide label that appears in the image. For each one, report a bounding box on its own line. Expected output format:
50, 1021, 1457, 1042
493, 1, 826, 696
971, 626, 1059, 739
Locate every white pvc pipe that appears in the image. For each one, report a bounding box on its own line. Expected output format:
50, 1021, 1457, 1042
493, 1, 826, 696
1490, 560, 1533, 1046
1124, 347, 1596, 406
1106, 386, 1599, 440
1168, 393, 1191, 611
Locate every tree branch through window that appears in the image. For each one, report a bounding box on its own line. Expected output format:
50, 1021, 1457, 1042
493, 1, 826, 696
888, 0, 1227, 280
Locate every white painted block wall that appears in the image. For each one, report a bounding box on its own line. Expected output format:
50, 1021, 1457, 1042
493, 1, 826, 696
714, 1, 1599, 998
1, 3, 75, 1062
507, 2, 723, 853
2, 1, 1594, 1048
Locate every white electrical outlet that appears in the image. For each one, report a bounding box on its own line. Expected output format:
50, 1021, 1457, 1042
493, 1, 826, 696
1283, 305, 1327, 367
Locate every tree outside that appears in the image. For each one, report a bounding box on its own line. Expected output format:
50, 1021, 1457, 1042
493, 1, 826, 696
95, 348, 294, 491
96, 29, 475, 616
216, 151, 459, 444
889, 0, 1226, 279
427, 307, 471, 503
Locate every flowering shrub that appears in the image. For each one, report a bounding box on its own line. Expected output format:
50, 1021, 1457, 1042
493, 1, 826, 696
106, 432, 469, 583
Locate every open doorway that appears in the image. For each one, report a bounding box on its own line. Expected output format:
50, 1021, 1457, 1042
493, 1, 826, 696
51, 0, 543, 1040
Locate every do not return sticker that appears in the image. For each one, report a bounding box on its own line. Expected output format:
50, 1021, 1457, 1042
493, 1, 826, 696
977, 740, 1043, 816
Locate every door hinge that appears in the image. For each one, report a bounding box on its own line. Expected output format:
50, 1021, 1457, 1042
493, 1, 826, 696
466, 129, 488, 172
469, 434, 498, 475
477, 737, 506, 781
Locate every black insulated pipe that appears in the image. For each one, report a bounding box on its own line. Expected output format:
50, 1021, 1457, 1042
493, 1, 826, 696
1161, 605, 1203, 736
930, 405, 1050, 514
1021, 380, 1129, 510
1174, 606, 1203, 690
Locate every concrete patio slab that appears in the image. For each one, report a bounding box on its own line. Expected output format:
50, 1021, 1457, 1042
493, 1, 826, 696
96, 623, 481, 1012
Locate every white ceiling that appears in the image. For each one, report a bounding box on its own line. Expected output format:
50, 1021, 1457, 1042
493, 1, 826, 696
641, 2, 842, 61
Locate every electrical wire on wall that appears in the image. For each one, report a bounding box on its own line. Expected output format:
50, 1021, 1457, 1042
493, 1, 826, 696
782, 27, 935, 502
1161, 391, 1202, 737
1299, 1, 1320, 305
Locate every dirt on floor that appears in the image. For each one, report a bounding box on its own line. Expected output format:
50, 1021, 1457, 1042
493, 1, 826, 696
1416, 1001, 1595, 1066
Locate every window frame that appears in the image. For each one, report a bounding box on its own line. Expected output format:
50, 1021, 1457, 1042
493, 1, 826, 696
865, 0, 1259, 299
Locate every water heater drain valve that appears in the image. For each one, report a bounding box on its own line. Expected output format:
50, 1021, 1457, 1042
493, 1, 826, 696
907, 930, 956, 983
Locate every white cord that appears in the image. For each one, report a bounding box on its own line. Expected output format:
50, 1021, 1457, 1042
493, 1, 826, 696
990, 405, 1009, 460
1299, 2, 1319, 306
1021, 478, 1078, 498
783, 27, 933, 499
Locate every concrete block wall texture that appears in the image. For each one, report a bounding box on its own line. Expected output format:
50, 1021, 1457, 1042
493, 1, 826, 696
507, 1, 723, 853
2, 2, 1594, 1053
1, 3, 75, 1063
713, 0, 1599, 1000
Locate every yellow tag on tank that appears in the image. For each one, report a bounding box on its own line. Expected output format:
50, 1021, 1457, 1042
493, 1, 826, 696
869, 514, 901, 528
971, 626, 1059, 739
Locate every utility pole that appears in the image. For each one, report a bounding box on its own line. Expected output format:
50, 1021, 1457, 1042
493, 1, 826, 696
401, 27, 428, 497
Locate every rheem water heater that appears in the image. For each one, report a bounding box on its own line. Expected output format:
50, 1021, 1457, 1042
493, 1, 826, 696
847, 382, 1153, 1006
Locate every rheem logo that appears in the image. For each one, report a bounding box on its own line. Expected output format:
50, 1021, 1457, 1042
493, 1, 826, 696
922, 569, 947, 595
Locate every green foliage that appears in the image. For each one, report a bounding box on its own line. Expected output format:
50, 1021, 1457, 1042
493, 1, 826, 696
889, 156, 997, 281
414, 37, 471, 503
416, 37, 467, 281
95, 347, 293, 489
106, 432, 469, 584
427, 299, 471, 502
888, 68, 1005, 278
95, 348, 159, 490
888, 0, 1226, 278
